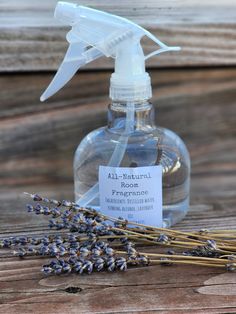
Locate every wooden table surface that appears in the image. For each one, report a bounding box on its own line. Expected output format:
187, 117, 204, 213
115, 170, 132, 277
1, 1, 236, 312
0, 178, 236, 314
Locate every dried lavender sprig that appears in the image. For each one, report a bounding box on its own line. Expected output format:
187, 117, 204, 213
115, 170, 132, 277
24, 192, 77, 208
41, 253, 236, 275
41, 251, 149, 275
0, 234, 67, 248
10, 235, 126, 260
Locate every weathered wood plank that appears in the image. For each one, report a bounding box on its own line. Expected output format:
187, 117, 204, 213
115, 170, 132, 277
1, 0, 236, 71
0, 246, 236, 313
2, 0, 236, 27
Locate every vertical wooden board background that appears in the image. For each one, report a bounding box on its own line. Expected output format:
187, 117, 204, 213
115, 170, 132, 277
0, 0, 236, 71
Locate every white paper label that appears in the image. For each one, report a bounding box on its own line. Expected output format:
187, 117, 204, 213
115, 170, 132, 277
99, 165, 162, 227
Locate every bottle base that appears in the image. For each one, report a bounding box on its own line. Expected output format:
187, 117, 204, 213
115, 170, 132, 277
163, 198, 189, 228
76, 198, 189, 228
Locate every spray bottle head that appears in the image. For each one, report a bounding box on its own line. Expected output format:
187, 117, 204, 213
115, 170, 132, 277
40, 1, 180, 102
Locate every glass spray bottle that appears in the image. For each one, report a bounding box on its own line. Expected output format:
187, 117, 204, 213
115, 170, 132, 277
40, 2, 190, 227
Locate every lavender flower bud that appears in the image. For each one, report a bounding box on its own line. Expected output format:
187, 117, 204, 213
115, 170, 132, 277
35, 204, 44, 215
62, 262, 72, 273
92, 248, 102, 257
62, 200, 73, 207
39, 245, 50, 256
116, 257, 127, 271
226, 263, 236, 272
227, 255, 236, 261
74, 260, 83, 273
206, 239, 217, 251
199, 229, 209, 235
82, 260, 93, 274
120, 237, 129, 244
54, 264, 63, 274
80, 247, 90, 257
51, 199, 62, 206
95, 216, 103, 223
157, 234, 169, 244
114, 217, 128, 228
27, 204, 34, 212
95, 241, 107, 250
42, 206, 51, 215
49, 244, 59, 256
32, 194, 43, 202
107, 257, 116, 272
69, 248, 78, 257
19, 237, 28, 245
63, 210, 71, 218
55, 237, 63, 246
48, 219, 56, 228
28, 246, 36, 254
58, 245, 67, 256
14, 247, 27, 258
51, 208, 61, 217
42, 266, 53, 275
105, 247, 114, 256
94, 258, 105, 271
42, 236, 50, 245
136, 254, 149, 266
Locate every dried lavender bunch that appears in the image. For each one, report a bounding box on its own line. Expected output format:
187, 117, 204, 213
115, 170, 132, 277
1, 192, 236, 275
24, 193, 236, 255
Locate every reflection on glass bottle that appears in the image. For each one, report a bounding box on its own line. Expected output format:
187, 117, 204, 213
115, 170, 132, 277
74, 102, 190, 227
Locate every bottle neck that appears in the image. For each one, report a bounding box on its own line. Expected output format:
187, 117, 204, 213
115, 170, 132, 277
108, 100, 155, 132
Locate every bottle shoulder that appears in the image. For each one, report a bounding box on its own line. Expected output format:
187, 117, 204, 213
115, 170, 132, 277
157, 126, 188, 147
74, 124, 190, 177
75, 125, 189, 157
78, 125, 184, 140
77, 126, 107, 145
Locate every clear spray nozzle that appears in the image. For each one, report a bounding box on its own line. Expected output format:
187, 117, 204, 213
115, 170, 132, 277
54, 2, 78, 24
40, 1, 180, 102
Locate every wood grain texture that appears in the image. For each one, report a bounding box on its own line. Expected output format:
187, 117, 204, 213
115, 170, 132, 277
0, 184, 236, 313
198, 273, 236, 295
1, 0, 236, 71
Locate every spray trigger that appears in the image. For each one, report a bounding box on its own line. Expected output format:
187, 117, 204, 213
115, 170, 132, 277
40, 2, 181, 102
40, 41, 86, 101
